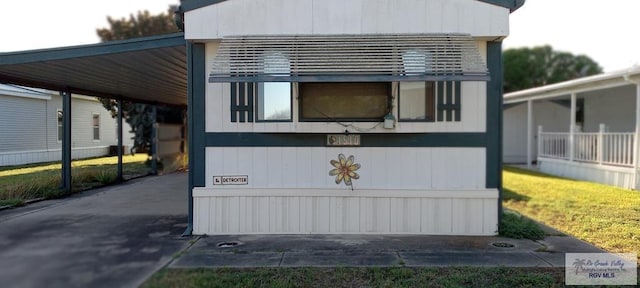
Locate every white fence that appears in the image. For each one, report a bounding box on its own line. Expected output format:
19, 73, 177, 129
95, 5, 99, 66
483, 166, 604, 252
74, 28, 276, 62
538, 127, 635, 167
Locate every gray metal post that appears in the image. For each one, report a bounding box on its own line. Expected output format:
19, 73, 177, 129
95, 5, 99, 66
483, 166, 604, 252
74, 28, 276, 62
151, 104, 158, 175
117, 98, 124, 182
526, 100, 533, 168
61, 91, 72, 192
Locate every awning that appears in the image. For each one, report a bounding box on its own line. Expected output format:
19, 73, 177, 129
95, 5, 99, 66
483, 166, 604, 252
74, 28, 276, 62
209, 34, 489, 83
0, 33, 187, 106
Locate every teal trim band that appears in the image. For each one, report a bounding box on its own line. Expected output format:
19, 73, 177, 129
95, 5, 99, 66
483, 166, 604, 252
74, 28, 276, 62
185, 42, 206, 236
446, 82, 453, 121
209, 74, 489, 83
182, 0, 524, 13
486, 42, 502, 189
230, 83, 255, 123
204, 132, 486, 147
238, 83, 246, 122
455, 81, 462, 122
192, 44, 206, 188
486, 41, 503, 224
436, 81, 461, 122
230, 83, 238, 122
437, 82, 445, 122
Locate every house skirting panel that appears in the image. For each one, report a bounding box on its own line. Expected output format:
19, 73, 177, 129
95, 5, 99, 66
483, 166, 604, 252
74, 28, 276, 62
0, 146, 111, 166
504, 154, 527, 164
193, 188, 499, 235
539, 158, 636, 190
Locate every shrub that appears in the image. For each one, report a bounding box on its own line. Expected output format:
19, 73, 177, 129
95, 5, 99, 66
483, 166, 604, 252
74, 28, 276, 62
94, 170, 117, 185
499, 211, 545, 240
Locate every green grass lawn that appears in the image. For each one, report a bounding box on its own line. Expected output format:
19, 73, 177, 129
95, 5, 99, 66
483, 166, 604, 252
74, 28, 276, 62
141, 167, 640, 288
0, 154, 149, 206
142, 267, 566, 288
503, 166, 640, 260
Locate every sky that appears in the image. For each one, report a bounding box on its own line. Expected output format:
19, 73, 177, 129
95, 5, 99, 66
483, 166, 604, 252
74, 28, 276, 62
504, 0, 640, 72
0, 0, 179, 51
1, 0, 639, 73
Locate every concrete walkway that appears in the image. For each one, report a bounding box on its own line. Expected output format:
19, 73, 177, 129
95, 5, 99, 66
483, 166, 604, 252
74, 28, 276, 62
0, 171, 608, 288
172, 233, 605, 269
0, 172, 190, 288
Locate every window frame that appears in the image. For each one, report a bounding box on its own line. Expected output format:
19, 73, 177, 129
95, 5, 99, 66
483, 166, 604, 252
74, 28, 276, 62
398, 81, 437, 122
57, 109, 63, 143
254, 82, 293, 123
92, 113, 100, 141
298, 82, 392, 122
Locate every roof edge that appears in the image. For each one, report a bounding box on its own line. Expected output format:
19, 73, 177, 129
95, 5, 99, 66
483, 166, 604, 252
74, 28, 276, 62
180, 0, 228, 12
0, 33, 185, 65
180, 0, 525, 13
0, 84, 52, 100
504, 65, 640, 102
477, 0, 526, 12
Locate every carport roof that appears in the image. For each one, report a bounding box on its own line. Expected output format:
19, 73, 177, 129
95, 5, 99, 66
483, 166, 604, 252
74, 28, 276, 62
504, 66, 640, 104
0, 33, 187, 106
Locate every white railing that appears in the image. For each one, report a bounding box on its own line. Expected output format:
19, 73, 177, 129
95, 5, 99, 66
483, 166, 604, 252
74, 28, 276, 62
601, 133, 635, 166
574, 133, 599, 163
538, 127, 635, 167
539, 132, 570, 160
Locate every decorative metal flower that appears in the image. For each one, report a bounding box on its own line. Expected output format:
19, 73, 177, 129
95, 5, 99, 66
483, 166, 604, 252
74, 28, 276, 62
329, 154, 360, 187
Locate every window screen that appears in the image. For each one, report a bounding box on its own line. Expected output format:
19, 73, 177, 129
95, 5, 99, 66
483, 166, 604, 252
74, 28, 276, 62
399, 82, 435, 121
257, 82, 292, 121
299, 82, 389, 121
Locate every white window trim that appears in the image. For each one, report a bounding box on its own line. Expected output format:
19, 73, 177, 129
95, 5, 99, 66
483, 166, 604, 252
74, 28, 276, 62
92, 113, 101, 142
56, 108, 63, 143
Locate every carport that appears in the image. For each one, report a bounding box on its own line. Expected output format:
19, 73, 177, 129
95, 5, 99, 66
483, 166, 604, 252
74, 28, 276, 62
0, 32, 193, 232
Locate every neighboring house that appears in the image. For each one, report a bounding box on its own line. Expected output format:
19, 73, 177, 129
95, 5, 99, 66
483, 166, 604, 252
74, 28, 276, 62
0, 84, 134, 166
181, 0, 523, 235
503, 65, 640, 189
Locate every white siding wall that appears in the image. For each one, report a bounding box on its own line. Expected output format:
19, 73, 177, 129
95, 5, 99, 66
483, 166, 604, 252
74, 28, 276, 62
204, 147, 486, 189
195, 147, 497, 235
185, 0, 509, 39
503, 103, 527, 164
0, 92, 134, 167
193, 191, 498, 235
582, 85, 636, 132
0, 147, 111, 167
503, 101, 570, 163
0, 95, 47, 152
534, 101, 571, 133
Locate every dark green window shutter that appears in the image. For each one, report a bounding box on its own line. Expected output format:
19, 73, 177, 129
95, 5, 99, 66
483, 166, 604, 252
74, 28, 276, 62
437, 81, 461, 122
230, 82, 254, 123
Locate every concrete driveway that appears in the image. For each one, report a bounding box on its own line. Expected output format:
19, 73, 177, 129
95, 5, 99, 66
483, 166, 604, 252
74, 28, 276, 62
0, 171, 612, 287
0, 172, 190, 288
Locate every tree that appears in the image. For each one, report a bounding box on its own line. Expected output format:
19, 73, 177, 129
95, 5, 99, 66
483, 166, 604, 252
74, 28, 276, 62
503, 45, 603, 93
96, 6, 183, 154
96, 7, 179, 41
